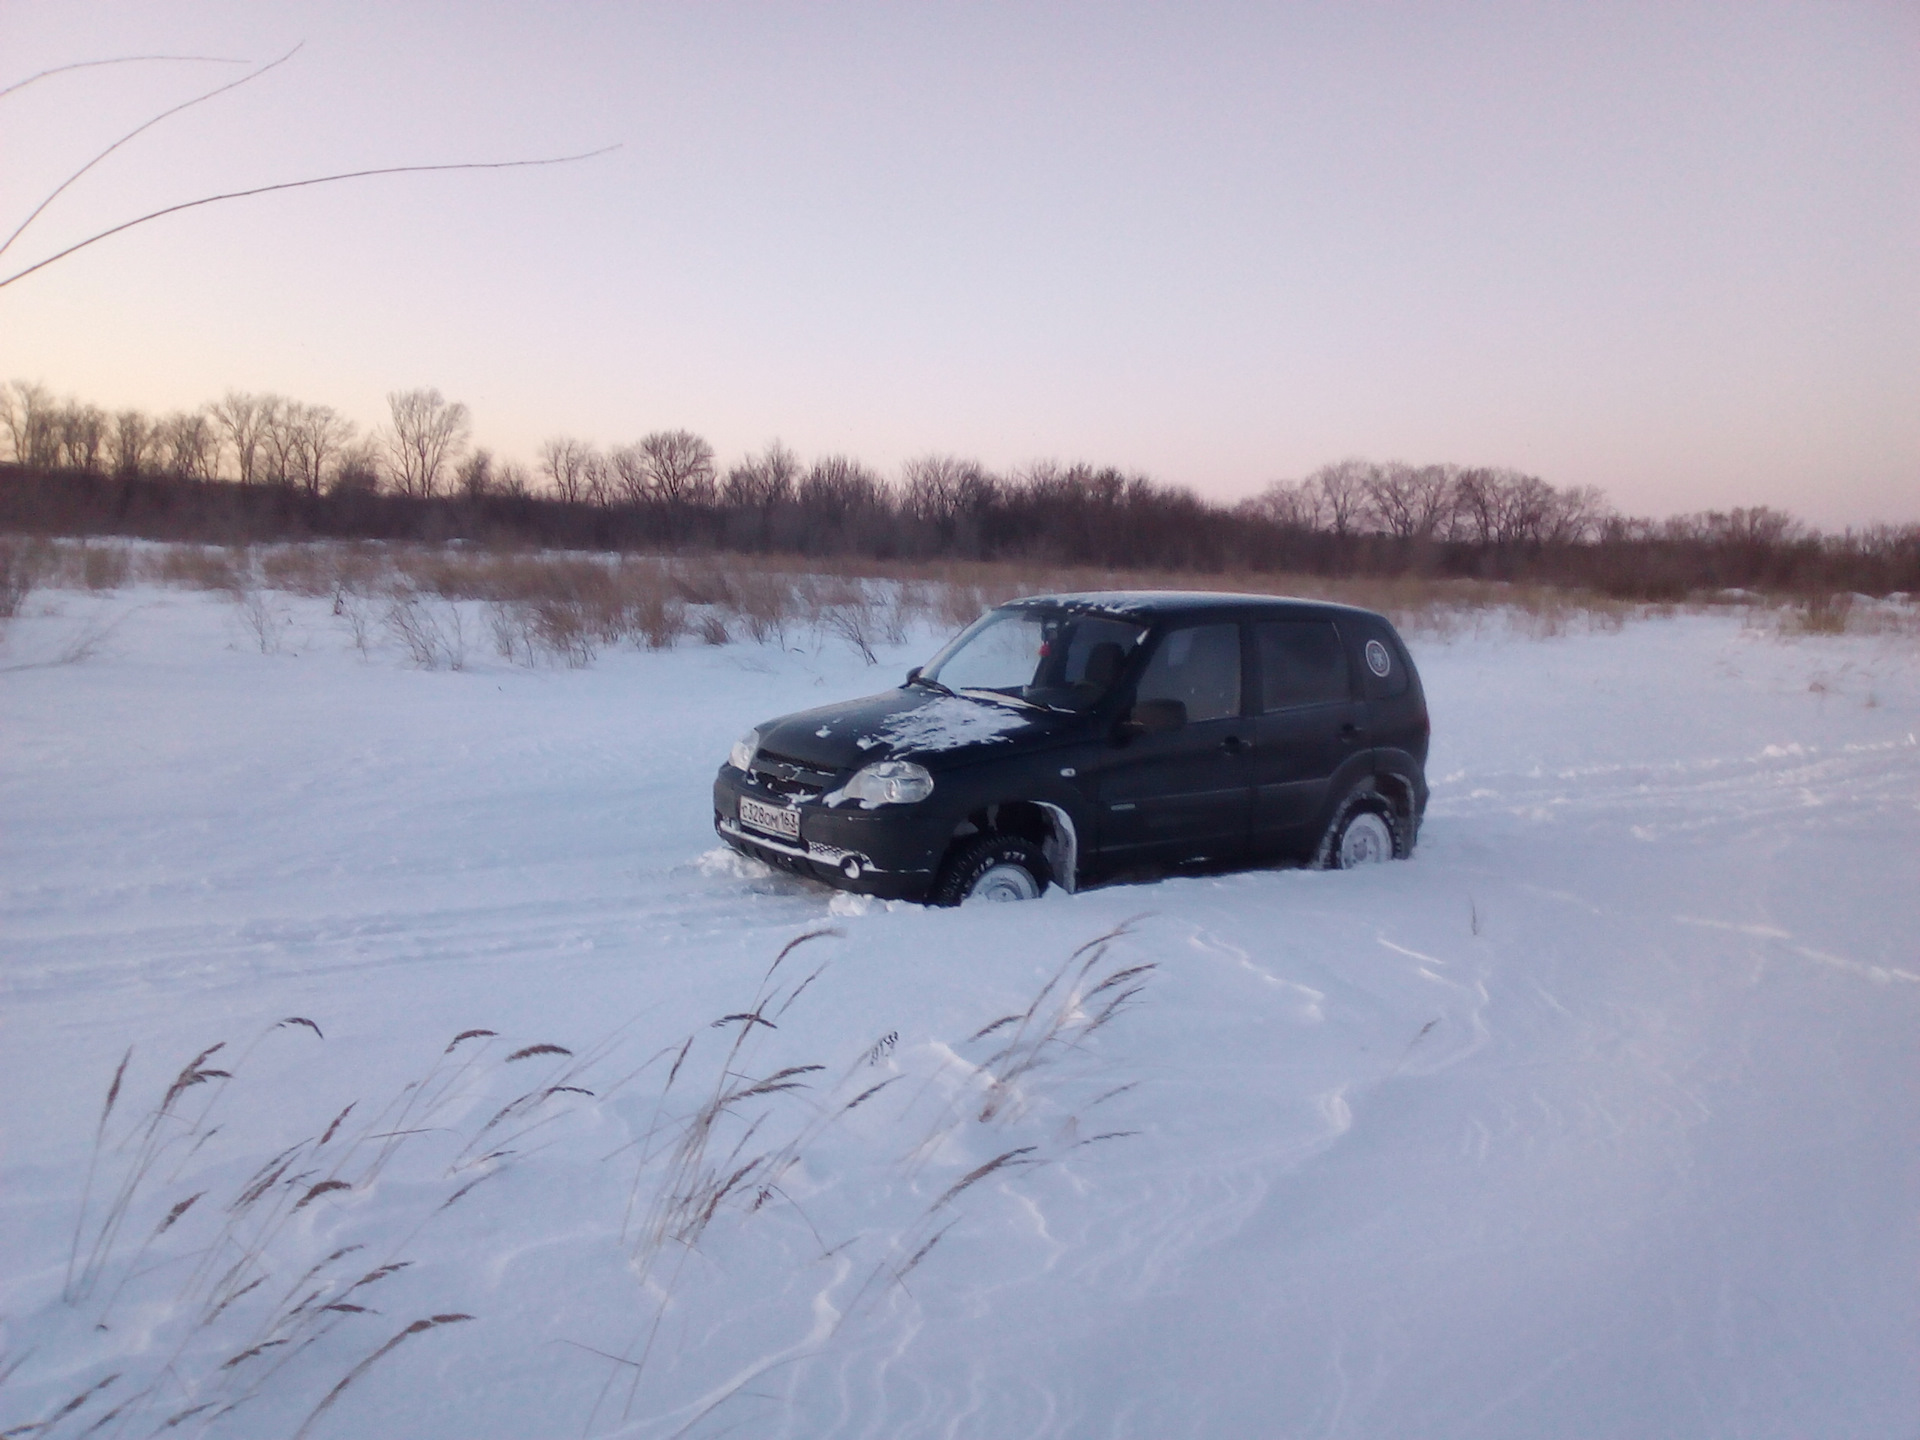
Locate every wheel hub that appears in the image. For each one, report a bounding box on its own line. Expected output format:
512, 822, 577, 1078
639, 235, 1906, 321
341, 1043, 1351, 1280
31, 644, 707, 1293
1338, 811, 1393, 867
965, 862, 1041, 902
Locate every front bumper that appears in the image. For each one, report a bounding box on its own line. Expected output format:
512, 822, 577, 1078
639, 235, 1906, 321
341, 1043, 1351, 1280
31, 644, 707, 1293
712, 767, 949, 901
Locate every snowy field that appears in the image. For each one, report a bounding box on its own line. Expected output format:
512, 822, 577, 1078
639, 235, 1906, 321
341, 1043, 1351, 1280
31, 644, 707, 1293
2, 581, 1917, 1439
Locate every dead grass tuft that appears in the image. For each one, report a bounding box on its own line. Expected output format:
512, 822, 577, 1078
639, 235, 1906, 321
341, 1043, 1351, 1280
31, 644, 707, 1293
0, 536, 50, 619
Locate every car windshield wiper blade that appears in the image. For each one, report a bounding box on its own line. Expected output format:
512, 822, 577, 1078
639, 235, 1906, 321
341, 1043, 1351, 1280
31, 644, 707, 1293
912, 674, 957, 697
958, 687, 1068, 714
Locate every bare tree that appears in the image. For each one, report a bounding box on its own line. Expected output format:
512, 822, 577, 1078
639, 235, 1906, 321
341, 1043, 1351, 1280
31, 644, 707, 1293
632, 429, 717, 507
1542, 484, 1609, 545
1452, 468, 1501, 546
609, 443, 649, 506
110, 408, 155, 476
1361, 462, 1420, 539
456, 448, 494, 500
800, 455, 884, 520
328, 437, 381, 495
157, 410, 217, 479
902, 455, 995, 524
211, 390, 275, 485
1363, 461, 1459, 540
1408, 464, 1462, 540
723, 442, 801, 510
1307, 459, 1373, 537
384, 388, 469, 498
495, 460, 533, 498
1, 380, 59, 466
582, 447, 616, 506
289, 404, 353, 497
1714, 506, 1802, 547
56, 401, 108, 472
1248, 476, 1328, 531
539, 436, 594, 503
1451, 467, 1579, 546
260, 398, 299, 485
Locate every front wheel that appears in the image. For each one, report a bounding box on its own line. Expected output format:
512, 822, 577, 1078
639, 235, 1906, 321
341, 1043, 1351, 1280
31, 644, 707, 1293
930, 835, 1051, 906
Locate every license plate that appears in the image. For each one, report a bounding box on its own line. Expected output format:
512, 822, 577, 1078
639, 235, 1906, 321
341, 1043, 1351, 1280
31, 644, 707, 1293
739, 796, 801, 840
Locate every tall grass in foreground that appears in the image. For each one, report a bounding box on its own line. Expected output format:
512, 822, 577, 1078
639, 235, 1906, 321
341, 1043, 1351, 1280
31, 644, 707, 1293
0, 927, 1150, 1440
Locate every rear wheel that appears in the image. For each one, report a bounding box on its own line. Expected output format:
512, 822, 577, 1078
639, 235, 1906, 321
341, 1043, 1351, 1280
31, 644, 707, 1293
1316, 789, 1406, 869
1333, 809, 1394, 867
930, 835, 1050, 906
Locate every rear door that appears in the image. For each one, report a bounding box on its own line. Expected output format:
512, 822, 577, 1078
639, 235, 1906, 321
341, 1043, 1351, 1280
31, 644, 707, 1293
1344, 615, 1427, 766
1094, 621, 1251, 864
1245, 618, 1371, 855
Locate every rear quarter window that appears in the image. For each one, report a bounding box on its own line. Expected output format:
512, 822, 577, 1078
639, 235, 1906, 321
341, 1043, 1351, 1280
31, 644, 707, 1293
1348, 618, 1412, 699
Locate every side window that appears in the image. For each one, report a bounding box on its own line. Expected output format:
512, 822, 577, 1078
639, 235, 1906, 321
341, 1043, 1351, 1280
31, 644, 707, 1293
1255, 621, 1349, 710
1352, 620, 1411, 699
1135, 623, 1241, 723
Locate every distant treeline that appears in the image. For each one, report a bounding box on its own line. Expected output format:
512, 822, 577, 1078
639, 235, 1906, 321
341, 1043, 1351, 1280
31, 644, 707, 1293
3, 380, 1915, 598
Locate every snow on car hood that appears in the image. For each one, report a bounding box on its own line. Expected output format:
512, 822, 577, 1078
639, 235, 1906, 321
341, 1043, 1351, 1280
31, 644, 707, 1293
857, 695, 1029, 753
753, 687, 1060, 770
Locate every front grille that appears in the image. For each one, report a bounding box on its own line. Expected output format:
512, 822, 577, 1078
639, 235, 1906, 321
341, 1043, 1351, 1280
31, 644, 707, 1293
748, 751, 837, 802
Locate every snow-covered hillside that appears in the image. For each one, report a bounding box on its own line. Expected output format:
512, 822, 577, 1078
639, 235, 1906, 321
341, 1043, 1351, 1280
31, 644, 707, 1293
3, 584, 1915, 1439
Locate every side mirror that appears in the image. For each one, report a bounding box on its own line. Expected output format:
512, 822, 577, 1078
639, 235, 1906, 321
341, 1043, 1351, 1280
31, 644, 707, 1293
1121, 698, 1187, 736
905, 666, 922, 687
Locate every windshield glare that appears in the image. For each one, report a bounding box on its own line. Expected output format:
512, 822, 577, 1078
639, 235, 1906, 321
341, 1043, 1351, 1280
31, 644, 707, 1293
922, 607, 1145, 712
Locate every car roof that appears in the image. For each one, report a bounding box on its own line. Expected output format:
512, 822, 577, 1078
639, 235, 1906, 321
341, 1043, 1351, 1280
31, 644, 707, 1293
1003, 590, 1386, 623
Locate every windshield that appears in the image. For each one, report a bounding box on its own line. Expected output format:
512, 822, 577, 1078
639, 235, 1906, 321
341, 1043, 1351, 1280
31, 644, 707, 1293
920, 606, 1146, 713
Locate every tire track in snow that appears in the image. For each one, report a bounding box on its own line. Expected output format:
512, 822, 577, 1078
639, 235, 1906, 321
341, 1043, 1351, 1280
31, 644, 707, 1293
1429, 738, 1920, 847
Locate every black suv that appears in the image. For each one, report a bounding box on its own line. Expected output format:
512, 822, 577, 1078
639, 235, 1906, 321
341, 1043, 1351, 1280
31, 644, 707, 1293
713, 592, 1429, 904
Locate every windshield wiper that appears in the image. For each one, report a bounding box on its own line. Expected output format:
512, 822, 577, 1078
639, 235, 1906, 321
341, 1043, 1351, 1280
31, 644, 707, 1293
959, 687, 1070, 715
912, 674, 958, 698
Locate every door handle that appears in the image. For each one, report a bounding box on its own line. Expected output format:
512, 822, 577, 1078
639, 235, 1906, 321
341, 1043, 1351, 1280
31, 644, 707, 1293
1220, 735, 1247, 754
1339, 722, 1366, 743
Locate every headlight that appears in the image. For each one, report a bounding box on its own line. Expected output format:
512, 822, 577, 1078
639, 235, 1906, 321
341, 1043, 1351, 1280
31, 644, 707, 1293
728, 729, 760, 772
830, 759, 934, 808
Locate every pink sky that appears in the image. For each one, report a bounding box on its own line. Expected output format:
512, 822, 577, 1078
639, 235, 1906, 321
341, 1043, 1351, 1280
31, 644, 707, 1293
2, 1, 1914, 526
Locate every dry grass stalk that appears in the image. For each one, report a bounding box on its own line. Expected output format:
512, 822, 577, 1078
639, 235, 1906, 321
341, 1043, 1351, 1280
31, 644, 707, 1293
383, 593, 466, 669
0, 536, 50, 618
234, 587, 283, 654
290, 1314, 472, 1440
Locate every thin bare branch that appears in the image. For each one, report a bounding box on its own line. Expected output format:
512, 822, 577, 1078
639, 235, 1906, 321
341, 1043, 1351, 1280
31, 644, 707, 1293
0, 54, 247, 103
0, 145, 622, 290
0, 46, 304, 260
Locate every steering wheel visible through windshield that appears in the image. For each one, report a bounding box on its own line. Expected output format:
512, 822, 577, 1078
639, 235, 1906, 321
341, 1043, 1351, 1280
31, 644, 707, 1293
919, 607, 1147, 713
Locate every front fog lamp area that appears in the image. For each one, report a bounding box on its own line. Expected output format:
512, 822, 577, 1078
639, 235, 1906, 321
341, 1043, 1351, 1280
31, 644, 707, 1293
830, 760, 934, 808
728, 729, 760, 771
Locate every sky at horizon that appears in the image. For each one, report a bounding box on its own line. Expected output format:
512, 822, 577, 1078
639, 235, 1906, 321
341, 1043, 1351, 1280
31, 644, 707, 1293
2, 1, 1914, 527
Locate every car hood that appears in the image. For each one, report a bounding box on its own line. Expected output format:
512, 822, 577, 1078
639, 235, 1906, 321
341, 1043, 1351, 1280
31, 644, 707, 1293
754, 687, 1072, 772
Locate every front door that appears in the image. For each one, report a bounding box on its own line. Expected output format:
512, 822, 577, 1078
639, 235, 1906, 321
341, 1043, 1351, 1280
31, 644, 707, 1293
1095, 622, 1251, 864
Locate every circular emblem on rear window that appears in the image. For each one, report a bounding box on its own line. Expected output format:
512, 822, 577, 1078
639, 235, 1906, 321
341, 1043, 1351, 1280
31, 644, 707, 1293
1365, 639, 1392, 677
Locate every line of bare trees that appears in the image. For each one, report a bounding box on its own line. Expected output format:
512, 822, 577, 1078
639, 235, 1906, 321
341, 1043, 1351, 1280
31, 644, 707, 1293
3, 379, 1916, 596
0, 380, 498, 500
1250, 460, 1611, 549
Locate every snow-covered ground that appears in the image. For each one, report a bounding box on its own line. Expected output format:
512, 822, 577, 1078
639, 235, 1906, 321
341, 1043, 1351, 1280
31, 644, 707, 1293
2, 582, 1916, 1439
